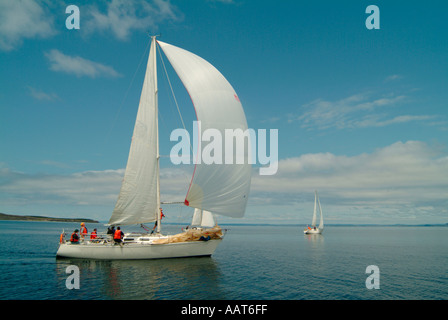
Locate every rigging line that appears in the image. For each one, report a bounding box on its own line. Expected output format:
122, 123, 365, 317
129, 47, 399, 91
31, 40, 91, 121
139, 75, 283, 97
157, 53, 181, 130
156, 42, 194, 154
85, 39, 151, 206
105, 39, 152, 144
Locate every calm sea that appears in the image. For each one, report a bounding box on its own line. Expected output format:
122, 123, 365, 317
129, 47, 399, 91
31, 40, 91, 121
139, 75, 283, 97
0, 220, 447, 301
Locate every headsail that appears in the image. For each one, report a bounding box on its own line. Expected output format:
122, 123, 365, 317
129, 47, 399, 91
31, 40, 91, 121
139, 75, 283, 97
109, 37, 159, 226
311, 191, 318, 227
312, 190, 324, 230
317, 192, 324, 230
191, 208, 216, 228
157, 40, 251, 218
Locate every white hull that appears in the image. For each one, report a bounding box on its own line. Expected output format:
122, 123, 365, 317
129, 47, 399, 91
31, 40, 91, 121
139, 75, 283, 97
56, 239, 222, 260
304, 228, 323, 234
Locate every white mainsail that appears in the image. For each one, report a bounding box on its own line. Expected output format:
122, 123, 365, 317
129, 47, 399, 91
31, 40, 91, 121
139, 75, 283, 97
109, 37, 159, 226
157, 41, 251, 218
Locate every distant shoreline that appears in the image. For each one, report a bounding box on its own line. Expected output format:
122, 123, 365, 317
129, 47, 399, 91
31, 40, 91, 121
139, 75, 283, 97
0, 213, 445, 227
0, 213, 99, 223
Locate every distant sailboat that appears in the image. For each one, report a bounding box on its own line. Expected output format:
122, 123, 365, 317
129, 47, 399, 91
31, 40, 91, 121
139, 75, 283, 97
56, 36, 251, 260
304, 191, 324, 234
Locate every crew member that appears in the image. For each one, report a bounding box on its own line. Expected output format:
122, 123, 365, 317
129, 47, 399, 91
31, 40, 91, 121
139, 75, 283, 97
107, 225, 115, 241
90, 228, 97, 240
80, 222, 88, 238
70, 229, 80, 243
114, 227, 124, 245
151, 208, 165, 234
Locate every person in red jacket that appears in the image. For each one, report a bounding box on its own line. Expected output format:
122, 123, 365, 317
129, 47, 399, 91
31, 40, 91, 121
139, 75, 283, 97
80, 222, 88, 238
90, 228, 97, 239
151, 208, 165, 234
114, 227, 124, 245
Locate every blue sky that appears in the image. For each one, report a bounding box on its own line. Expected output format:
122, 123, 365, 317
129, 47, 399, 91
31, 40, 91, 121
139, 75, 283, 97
1, 0, 447, 225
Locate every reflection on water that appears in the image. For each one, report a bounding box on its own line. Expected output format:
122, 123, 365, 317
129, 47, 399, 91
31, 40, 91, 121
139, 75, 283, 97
304, 233, 324, 246
302, 234, 326, 280
55, 256, 224, 300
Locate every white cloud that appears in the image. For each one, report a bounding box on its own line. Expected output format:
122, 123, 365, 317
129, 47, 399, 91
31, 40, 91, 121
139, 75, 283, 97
290, 91, 442, 131
84, 0, 183, 40
253, 141, 448, 195
385, 74, 403, 82
39, 160, 71, 169
0, 0, 182, 50
27, 86, 59, 101
0, 165, 192, 208
1, 141, 447, 224
207, 0, 235, 3
0, 168, 124, 207
45, 49, 122, 78
354, 114, 436, 128
0, 0, 56, 51
250, 141, 448, 223
292, 92, 412, 130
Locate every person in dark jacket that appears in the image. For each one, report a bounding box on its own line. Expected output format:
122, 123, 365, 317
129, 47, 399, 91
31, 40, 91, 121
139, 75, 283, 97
107, 226, 115, 241
70, 229, 79, 243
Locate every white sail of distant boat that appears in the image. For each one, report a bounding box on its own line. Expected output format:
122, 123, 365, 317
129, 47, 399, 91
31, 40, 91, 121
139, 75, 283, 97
56, 36, 251, 260
304, 191, 324, 234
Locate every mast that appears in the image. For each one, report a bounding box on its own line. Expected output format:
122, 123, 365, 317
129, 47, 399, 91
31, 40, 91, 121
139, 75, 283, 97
153, 36, 161, 233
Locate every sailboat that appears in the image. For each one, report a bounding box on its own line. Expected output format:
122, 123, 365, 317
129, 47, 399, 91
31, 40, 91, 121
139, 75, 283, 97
304, 191, 324, 234
56, 36, 251, 260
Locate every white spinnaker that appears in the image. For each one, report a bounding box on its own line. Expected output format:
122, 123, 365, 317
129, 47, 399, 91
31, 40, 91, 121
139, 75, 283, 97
158, 41, 251, 218
109, 38, 159, 226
